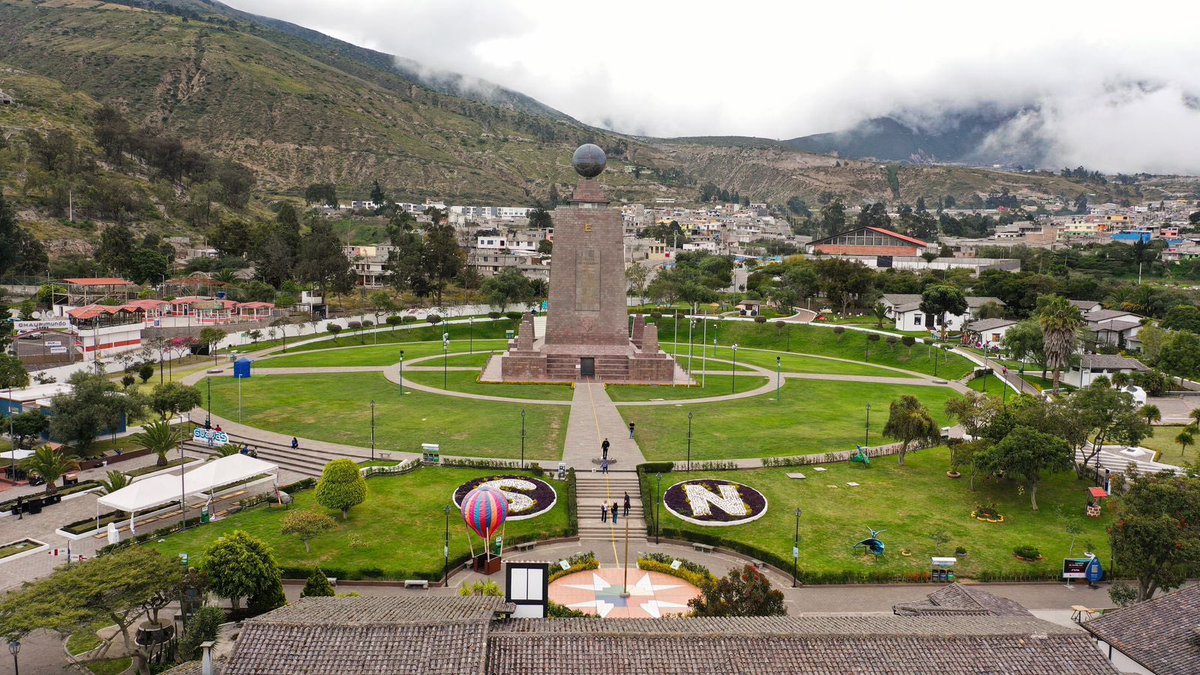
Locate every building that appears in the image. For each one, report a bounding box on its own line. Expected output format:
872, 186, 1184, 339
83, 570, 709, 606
1084, 583, 1200, 674
1067, 354, 1149, 388
344, 245, 394, 288
880, 294, 1005, 333
1084, 309, 1145, 350
806, 227, 931, 257
962, 318, 1018, 349
218, 592, 1117, 674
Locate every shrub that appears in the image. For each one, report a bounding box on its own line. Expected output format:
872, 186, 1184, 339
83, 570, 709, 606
505, 312, 522, 322
1013, 545, 1041, 560
1108, 581, 1138, 607
315, 459, 367, 519
753, 315, 767, 323
177, 606, 225, 661
775, 321, 786, 328
886, 335, 899, 346
426, 314, 442, 325
138, 363, 154, 383
488, 311, 501, 319
347, 321, 362, 331
301, 567, 335, 597
548, 601, 593, 618
955, 546, 968, 556
867, 333, 880, 342
832, 326, 845, 336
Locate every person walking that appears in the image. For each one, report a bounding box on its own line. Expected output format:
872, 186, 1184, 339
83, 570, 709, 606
601, 504, 607, 523
601, 438, 610, 461
291, 437, 299, 450
628, 422, 635, 439
601, 459, 609, 474
623, 492, 631, 517
612, 501, 619, 525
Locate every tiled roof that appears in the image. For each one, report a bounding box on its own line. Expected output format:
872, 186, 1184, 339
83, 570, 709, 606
892, 584, 1033, 617
1080, 354, 1148, 371
964, 318, 1017, 333
1091, 319, 1139, 332
865, 226, 930, 248
1084, 584, 1200, 675
245, 595, 510, 625
1084, 309, 1142, 322
487, 616, 1113, 674
882, 294, 1005, 311
1068, 299, 1103, 310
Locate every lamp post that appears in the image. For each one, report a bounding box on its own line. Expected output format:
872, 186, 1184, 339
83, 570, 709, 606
686, 411, 693, 472
1002, 367, 1009, 405
865, 403, 871, 447
443, 505, 451, 585
469, 316, 474, 354
8, 638, 19, 675
655, 472, 662, 545
520, 408, 526, 469
205, 377, 211, 429
731, 344, 739, 393
701, 315, 708, 388
933, 343, 939, 377
792, 508, 802, 587
442, 333, 449, 389
687, 312, 695, 376
180, 440, 187, 528
399, 350, 405, 395
370, 400, 376, 461
775, 356, 781, 402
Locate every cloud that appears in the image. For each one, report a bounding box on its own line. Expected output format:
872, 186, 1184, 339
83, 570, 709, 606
222, 0, 1200, 173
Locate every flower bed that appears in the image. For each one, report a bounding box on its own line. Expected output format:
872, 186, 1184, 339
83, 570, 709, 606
663, 479, 768, 526
0, 538, 47, 562
637, 553, 715, 588
971, 505, 1005, 523
549, 551, 598, 582
452, 475, 557, 521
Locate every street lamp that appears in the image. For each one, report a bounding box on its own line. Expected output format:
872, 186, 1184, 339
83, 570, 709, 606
520, 408, 526, 469
775, 356, 781, 402
731, 343, 739, 393
399, 350, 405, 395
1002, 367, 1009, 405
205, 377, 212, 429
443, 505, 451, 585
370, 400, 376, 461
469, 316, 474, 354
865, 403, 871, 447
655, 472, 662, 545
792, 508, 802, 588
686, 411, 693, 472
8, 639, 19, 675
442, 333, 449, 389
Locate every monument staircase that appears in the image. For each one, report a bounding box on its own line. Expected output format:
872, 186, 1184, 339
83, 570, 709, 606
575, 470, 647, 542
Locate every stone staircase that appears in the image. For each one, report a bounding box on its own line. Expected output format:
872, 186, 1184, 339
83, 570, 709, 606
575, 471, 647, 541
184, 429, 370, 478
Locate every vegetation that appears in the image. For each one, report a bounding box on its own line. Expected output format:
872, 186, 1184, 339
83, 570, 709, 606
301, 568, 336, 598
200, 530, 285, 614
688, 564, 786, 617
1108, 472, 1200, 602
129, 420, 186, 467
882, 395, 941, 466
315, 460, 368, 519
282, 510, 338, 552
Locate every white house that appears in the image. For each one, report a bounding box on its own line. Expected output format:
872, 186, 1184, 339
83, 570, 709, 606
1065, 354, 1149, 388
962, 318, 1018, 349
1084, 309, 1145, 350
880, 294, 1005, 333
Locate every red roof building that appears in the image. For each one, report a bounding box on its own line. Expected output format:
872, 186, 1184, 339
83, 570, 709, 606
807, 227, 931, 257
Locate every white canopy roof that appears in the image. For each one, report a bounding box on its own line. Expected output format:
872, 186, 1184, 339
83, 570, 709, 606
97, 454, 277, 514
5, 449, 36, 461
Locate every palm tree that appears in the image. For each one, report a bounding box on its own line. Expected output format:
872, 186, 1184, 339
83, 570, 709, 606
1177, 429, 1195, 456
870, 302, 889, 329
1141, 404, 1162, 426
1037, 296, 1083, 393
23, 447, 79, 495
130, 419, 186, 467
1191, 408, 1200, 428
97, 469, 131, 495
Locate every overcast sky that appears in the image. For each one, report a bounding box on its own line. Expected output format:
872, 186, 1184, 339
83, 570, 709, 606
224, 0, 1200, 174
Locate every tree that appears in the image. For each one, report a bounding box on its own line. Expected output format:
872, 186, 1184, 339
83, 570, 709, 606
1002, 320, 1047, 376
422, 222, 464, 307
481, 268, 534, 311
1141, 404, 1162, 426
137, 362, 154, 383
149, 382, 202, 420
1176, 427, 1195, 454
96, 223, 136, 276
1069, 381, 1150, 476
297, 219, 353, 298
301, 567, 336, 597
270, 316, 295, 351
625, 264, 650, 305
326, 323, 343, 342
130, 419, 186, 467
315, 459, 367, 519
97, 469, 131, 496
688, 564, 786, 617
0, 353, 30, 392
282, 509, 337, 553
1158, 331, 1200, 384
22, 447, 79, 494
1108, 472, 1200, 601
527, 206, 553, 229
8, 410, 48, 450
0, 195, 48, 277
198, 327, 227, 363
882, 395, 940, 466
870, 301, 889, 328
50, 371, 144, 456
919, 285, 967, 339
128, 248, 170, 286
1161, 304, 1200, 333
200, 530, 285, 613
1037, 295, 1083, 392
176, 606, 224, 662
818, 199, 846, 237
974, 426, 1073, 511
304, 183, 337, 207
370, 180, 386, 205
945, 391, 1000, 442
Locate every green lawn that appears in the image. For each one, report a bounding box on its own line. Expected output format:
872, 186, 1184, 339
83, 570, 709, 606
654, 450, 1112, 582
650, 319, 974, 379
1140, 425, 1197, 463
150, 467, 572, 579
667, 345, 918, 378
204, 373, 566, 460
282, 320, 517, 354
622, 380, 962, 461
404, 369, 574, 401
607, 376, 771, 402
261, 340, 508, 368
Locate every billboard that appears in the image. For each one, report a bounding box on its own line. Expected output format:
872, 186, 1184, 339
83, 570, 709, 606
14, 319, 72, 332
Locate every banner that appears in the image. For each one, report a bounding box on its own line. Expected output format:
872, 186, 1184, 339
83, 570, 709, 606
14, 319, 72, 332
192, 428, 229, 447
1062, 558, 1090, 579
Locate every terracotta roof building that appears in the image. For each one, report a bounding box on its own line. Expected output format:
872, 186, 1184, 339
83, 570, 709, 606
806, 227, 931, 257
219, 593, 1116, 675
1084, 584, 1200, 675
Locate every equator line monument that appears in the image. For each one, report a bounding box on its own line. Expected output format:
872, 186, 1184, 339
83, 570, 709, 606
487, 144, 681, 384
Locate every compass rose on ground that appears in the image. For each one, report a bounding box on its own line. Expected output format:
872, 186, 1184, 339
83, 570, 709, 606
550, 568, 700, 618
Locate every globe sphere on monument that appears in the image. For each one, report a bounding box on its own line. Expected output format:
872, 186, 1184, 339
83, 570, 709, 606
572, 143, 607, 178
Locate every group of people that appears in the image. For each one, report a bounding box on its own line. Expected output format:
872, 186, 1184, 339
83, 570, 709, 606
600, 492, 632, 523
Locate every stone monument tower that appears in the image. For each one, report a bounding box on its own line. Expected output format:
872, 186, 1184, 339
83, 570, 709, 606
492, 144, 678, 383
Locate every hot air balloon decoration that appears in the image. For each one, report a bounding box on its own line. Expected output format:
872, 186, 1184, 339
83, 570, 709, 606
461, 485, 508, 574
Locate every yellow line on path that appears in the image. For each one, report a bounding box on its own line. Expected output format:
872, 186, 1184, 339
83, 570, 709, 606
584, 381, 621, 565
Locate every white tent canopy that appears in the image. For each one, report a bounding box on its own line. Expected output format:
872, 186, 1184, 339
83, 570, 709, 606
97, 454, 278, 518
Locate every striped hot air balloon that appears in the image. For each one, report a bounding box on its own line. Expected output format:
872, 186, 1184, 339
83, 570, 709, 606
461, 485, 508, 541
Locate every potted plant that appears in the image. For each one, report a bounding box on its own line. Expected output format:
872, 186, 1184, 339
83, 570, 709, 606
955, 545, 968, 559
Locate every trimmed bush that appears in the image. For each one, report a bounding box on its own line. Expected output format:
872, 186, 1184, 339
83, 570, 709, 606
177, 606, 225, 661
315, 459, 367, 519
301, 567, 336, 597
1013, 545, 1041, 560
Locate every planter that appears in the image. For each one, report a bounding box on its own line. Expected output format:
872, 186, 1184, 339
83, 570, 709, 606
899, 549, 912, 557
135, 621, 175, 647
471, 554, 502, 575
946, 471, 961, 479
1014, 555, 1042, 563
971, 511, 1005, 523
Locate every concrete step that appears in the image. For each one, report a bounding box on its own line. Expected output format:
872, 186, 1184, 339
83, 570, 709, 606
186, 442, 323, 478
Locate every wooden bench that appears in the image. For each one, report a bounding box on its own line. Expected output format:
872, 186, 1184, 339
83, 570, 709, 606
692, 543, 715, 553
513, 541, 537, 552
404, 579, 429, 589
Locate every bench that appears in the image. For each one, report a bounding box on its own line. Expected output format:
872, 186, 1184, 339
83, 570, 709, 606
692, 543, 715, 553
404, 579, 429, 589
513, 541, 537, 552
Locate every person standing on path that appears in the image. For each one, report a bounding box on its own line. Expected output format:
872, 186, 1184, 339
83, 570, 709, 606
623, 492, 631, 517
601, 504, 607, 523
601, 459, 609, 474
629, 422, 635, 439
601, 438, 610, 461
612, 501, 619, 525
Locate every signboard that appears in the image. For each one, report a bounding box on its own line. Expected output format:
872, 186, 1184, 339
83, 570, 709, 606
1062, 558, 1090, 579
506, 562, 549, 619
49, 347, 68, 355
14, 319, 71, 332
192, 428, 229, 447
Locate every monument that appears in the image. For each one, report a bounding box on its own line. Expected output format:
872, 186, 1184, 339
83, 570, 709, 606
489, 144, 679, 383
